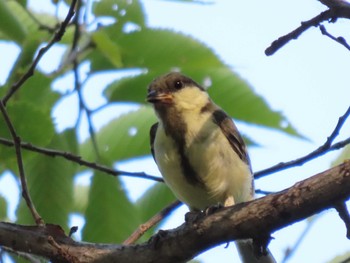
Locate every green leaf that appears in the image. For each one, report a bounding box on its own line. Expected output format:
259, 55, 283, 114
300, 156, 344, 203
87, 48, 116, 72
18, 73, 60, 113
103, 28, 298, 135
6, 1, 40, 35
82, 170, 139, 243
88, 0, 146, 71
73, 184, 89, 214
17, 0, 27, 7
80, 107, 157, 162
104, 72, 158, 104
326, 251, 350, 263
92, 30, 123, 68
331, 145, 350, 167
16, 130, 77, 229
0, 194, 8, 220
0, 1, 27, 43
0, 101, 55, 146
200, 68, 299, 136
114, 28, 223, 70
6, 35, 44, 85
93, 0, 145, 28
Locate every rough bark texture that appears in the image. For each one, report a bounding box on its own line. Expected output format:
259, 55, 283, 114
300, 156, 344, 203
0, 160, 350, 263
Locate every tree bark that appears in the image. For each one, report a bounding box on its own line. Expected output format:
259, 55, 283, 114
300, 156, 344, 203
1, 160, 350, 263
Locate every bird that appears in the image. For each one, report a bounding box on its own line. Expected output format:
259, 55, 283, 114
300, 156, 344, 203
147, 72, 275, 263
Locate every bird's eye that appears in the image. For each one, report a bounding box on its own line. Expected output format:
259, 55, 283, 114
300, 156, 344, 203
174, 80, 183, 89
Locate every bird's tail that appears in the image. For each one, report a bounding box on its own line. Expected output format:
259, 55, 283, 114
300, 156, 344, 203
236, 239, 276, 263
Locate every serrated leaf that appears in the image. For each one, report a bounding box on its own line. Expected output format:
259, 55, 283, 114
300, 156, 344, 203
82, 170, 139, 243
80, 107, 156, 162
114, 28, 223, 70
0, 1, 27, 43
16, 131, 77, 228
92, 30, 123, 68
103, 28, 299, 135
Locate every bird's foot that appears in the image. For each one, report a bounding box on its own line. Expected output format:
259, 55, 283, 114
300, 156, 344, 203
204, 203, 224, 215
148, 229, 168, 249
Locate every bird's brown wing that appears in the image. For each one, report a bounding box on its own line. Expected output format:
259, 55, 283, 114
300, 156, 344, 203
150, 122, 159, 163
212, 110, 252, 171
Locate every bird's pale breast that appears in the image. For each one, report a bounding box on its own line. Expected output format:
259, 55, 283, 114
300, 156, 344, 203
154, 111, 253, 210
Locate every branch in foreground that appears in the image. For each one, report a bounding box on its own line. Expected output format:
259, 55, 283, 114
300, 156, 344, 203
265, 7, 350, 56
0, 160, 349, 263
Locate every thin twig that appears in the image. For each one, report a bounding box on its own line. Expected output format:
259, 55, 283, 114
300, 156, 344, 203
71, 0, 100, 157
0, 137, 163, 183
319, 0, 350, 9
265, 7, 350, 56
2, 247, 41, 263
2, 0, 77, 106
255, 105, 350, 178
265, 10, 334, 56
0, 134, 349, 184
320, 25, 350, 51
0, 102, 43, 225
281, 215, 319, 263
334, 202, 350, 239
123, 200, 182, 245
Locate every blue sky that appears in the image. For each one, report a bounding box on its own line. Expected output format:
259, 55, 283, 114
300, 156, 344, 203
1, 0, 350, 262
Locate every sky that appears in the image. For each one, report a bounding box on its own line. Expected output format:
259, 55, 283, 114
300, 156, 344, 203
1, 0, 350, 262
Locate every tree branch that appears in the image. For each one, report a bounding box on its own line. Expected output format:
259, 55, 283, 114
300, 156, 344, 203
255, 105, 350, 178
123, 200, 182, 245
265, 7, 350, 56
2, 0, 77, 106
0, 102, 43, 225
319, 24, 350, 51
0, 160, 349, 262
0, 137, 163, 183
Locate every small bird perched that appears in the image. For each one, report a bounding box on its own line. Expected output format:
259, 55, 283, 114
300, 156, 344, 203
147, 72, 275, 263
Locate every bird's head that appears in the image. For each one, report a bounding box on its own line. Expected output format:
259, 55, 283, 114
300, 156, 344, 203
146, 72, 210, 115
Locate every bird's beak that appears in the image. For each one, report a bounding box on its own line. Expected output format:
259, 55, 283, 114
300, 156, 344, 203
147, 90, 173, 104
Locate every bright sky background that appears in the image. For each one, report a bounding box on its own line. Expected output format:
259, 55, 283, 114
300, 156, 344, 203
0, 0, 350, 262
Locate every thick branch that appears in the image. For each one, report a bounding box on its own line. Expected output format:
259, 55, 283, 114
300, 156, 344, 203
0, 161, 349, 262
